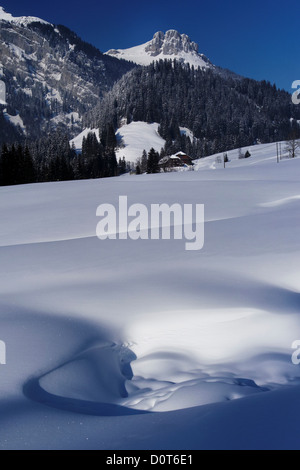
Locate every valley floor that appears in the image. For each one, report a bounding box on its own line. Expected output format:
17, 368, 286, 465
0, 143, 300, 449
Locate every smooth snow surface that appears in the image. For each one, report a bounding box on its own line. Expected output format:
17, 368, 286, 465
115, 121, 166, 164
1, 143, 300, 449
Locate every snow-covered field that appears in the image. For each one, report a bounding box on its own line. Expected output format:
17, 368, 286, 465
1, 143, 300, 449
115, 122, 165, 163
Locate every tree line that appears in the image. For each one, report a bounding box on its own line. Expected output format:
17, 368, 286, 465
0, 127, 129, 186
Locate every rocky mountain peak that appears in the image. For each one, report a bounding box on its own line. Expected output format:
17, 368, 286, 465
145, 30, 199, 57
105, 29, 212, 69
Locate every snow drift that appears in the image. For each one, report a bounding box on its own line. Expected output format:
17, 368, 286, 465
1, 144, 300, 449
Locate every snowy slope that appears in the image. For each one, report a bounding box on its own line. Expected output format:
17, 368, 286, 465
3, 110, 26, 134
115, 121, 166, 163
1, 146, 300, 448
193, 142, 290, 171
70, 128, 100, 153
106, 30, 214, 69
0, 6, 50, 26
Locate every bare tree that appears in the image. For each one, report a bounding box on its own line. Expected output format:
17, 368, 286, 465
285, 133, 300, 159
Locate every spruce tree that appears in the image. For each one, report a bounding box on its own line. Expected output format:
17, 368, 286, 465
147, 148, 160, 174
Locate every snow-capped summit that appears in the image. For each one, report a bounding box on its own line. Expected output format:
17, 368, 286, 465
0, 6, 50, 27
105, 30, 214, 69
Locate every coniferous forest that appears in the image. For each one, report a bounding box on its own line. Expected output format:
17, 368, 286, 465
0, 129, 124, 186
87, 60, 300, 159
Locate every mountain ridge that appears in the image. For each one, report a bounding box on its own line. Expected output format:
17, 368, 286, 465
0, 6, 50, 27
106, 29, 214, 70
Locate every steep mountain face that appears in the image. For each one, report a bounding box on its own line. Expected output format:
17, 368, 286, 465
106, 30, 214, 69
0, 7, 134, 145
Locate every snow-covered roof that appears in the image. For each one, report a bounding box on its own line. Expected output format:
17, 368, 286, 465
176, 151, 188, 156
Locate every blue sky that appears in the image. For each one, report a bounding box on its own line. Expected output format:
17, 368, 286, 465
1, 0, 298, 91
